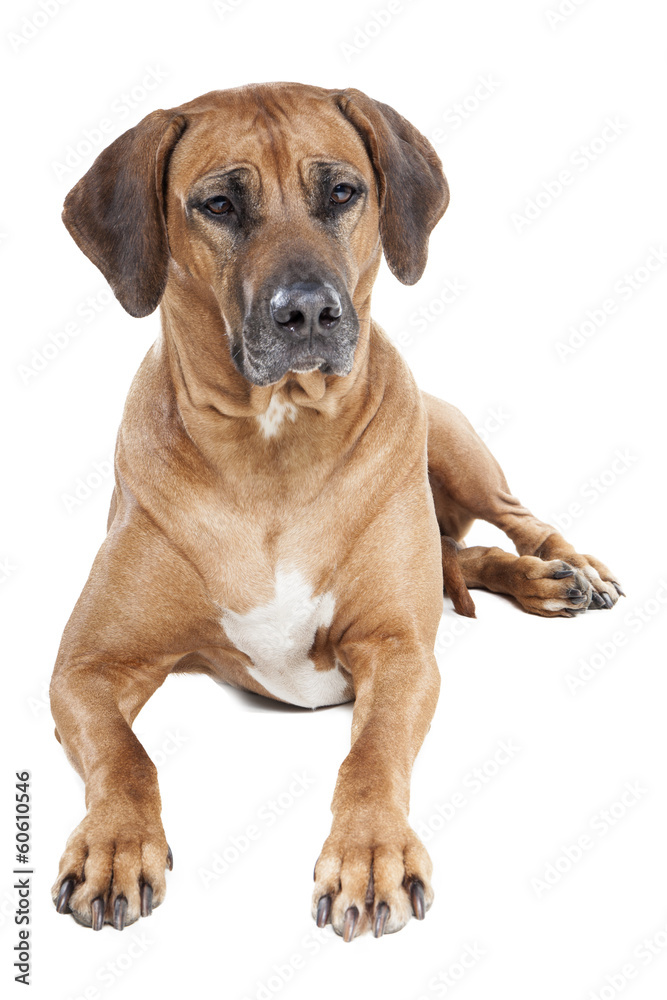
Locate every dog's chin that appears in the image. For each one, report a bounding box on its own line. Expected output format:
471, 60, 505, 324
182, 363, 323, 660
234, 341, 357, 388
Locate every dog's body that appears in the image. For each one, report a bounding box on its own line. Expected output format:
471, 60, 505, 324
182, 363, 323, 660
50, 82, 621, 939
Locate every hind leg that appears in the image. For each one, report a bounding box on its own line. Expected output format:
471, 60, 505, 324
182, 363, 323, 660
425, 392, 623, 615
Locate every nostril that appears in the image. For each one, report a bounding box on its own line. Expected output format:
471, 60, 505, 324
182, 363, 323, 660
319, 306, 341, 329
274, 308, 305, 332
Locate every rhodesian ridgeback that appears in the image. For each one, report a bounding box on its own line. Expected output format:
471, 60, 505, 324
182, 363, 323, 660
50, 82, 623, 939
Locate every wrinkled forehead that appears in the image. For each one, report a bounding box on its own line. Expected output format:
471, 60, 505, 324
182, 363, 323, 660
167, 85, 374, 192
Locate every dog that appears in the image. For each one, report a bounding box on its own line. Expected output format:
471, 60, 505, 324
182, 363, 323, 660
50, 81, 623, 939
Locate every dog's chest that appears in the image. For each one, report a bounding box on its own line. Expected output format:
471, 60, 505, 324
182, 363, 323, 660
220, 567, 349, 709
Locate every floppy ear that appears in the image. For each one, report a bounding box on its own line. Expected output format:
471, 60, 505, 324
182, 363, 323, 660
334, 89, 449, 285
62, 110, 187, 318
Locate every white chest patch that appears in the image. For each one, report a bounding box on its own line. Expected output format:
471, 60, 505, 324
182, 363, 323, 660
256, 395, 297, 439
220, 568, 348, 708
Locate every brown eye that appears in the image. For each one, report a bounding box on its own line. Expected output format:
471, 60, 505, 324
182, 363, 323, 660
205, 196, 233, 215
330, 183, 355, 205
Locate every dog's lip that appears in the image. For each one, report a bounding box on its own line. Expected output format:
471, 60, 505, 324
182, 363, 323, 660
243, 341, 329, 372
236, 343, 327, 386
289, 357, 327, 373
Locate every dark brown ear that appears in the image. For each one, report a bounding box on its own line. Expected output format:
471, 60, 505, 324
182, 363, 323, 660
62, 110, 187, 317
333, 89, 449, 285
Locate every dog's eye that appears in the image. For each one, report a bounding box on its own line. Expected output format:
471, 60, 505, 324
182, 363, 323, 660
204, 196, 234, 216
330, 184, 355, 205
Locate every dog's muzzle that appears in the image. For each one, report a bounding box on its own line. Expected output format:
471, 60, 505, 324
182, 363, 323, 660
237, 278, 360, 386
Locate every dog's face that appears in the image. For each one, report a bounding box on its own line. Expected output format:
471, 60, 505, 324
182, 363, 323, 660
165, 87, 379, 386
62, 83, 449, 387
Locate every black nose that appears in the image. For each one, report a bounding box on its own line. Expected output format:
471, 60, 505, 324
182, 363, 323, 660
270, 282, 342, 339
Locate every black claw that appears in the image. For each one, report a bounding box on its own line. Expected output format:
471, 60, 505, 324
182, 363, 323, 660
343, 905, 359, 942
373, 902, 390, 938
566, 588, 587, 604
140, 883, 153, 918
589, 591, 605, 609
410, 880, 426, 920
316, 895, 331, 928
612, 582, 626, 597
166, 845, 173, 871
55, 878, 75, 914
91, 897, 105, 931
553, 565, 574, 579
602, 592, 613, 608
113, 895, 127, 931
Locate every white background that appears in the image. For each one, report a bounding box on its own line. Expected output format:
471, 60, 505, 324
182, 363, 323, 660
2, 0, 666, 998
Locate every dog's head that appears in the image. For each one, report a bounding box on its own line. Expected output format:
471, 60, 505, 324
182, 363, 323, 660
63, 82, 449, 387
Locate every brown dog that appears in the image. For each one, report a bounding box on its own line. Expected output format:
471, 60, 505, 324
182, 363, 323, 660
50, 82, 622, 939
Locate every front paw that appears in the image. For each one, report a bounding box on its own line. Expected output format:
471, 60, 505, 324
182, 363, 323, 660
312, 814, 433, 940
52, 806, 172, 930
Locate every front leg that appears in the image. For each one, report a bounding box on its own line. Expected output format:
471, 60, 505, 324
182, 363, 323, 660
50, 513, 213, 929
313, 636, 440, 940
51, 657, 173, 929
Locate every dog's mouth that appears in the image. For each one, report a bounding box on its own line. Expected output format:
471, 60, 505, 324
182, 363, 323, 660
244, 344, 328, 374
235, 329, 358, 387
289, 357, 335, 375
236, 342, 356, 387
